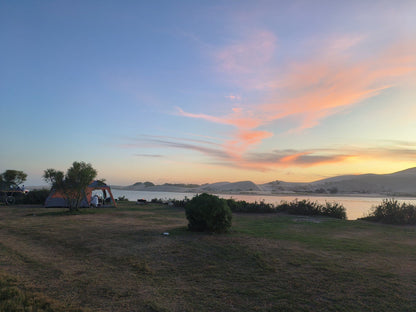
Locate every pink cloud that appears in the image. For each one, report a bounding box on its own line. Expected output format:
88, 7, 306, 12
224, 130, 273, 158
177, 34, 416, 169
176, 106, 262, 129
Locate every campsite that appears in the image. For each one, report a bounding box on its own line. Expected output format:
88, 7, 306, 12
44, 180, 117, 208
2, 1, 416, 310
1, 201, 416, 311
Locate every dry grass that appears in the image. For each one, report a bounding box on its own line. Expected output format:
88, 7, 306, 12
1, 203, 416, 311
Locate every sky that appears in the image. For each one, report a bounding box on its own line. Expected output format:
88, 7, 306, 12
1, 0, 416, 186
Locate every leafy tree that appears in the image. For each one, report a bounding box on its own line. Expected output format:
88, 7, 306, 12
43, 161, 97, 211
0, 170, 27, 189
185, 193, 232, 233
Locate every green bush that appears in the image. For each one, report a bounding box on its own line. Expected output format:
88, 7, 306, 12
23, 189, 50, 204
226, 198, 275, 213
224, 198, 346, 219
321, 201, 347, 219
185, 193, 232, 233
276, 199, 346, 220
7, 189, 49, 205
362, 199, 416, 225
170, 197, 190, 208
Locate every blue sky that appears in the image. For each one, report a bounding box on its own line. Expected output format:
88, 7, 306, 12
1, 1, 416, 185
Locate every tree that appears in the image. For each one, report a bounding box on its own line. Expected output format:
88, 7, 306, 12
0, 170, 27, 189
43, 161, 97, 211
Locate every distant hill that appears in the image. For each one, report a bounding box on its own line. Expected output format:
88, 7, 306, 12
111, 167, 416, 196
200, 181, 261, 193
307, 167, 416, 195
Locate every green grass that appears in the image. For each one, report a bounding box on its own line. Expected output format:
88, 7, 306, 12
0, 202, 416, 311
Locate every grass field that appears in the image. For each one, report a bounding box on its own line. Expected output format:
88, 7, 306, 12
1, 202, 416, 311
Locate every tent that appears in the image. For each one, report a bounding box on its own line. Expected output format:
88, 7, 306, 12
44, 180, 117, 208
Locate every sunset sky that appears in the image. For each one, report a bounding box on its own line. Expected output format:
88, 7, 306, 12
1, 1, 416, 186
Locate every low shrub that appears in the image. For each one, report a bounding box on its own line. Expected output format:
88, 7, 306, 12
362, 199, 416, 225
276, 199, 346, 220
8, 189, 49, 205
23, 189, 50, 204
226, 198, 275, 213
185, 193, 232, 233
321, 201, 347, 219
169, 198, 190, 208
277, 199, 321, 216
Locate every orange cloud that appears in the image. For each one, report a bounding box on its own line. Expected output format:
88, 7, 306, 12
224, 130, 273, 158
235, 149, 357, 171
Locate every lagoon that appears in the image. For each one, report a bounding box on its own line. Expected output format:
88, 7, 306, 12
111, 189, 416, 220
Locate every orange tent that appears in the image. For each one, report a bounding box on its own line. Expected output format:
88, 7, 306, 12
45, 180, 117, 208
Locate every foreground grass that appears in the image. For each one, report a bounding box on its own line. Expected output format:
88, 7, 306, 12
1, 203, 416, 311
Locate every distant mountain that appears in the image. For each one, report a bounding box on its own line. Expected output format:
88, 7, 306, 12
112, 167, 416, 196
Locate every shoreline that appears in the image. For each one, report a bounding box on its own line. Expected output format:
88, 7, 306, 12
111, 187, 416, 199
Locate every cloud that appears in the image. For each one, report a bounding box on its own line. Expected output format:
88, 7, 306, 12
136, 134, 221, 147
125, 135, 230, 161
124, 134, 416, 172
215, 30, 277, 76
178, 32, 416, 161
176, 106, 262, 129
151, 139, 230, 159
135, 154, 164, 158
240, 143, 416, 171
243, 149, 356, 170
224, 130, 273, 157
225, 95, 241, 100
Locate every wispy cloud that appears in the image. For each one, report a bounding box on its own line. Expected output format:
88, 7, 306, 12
124, 135, 416, 171
150, 139, 230, 159
225, 94, 241, 100
135, 154, 164, 158
239, 144, 416, 170
215, 30, 276, 76
124, 135, 230, 161
177, 30, 416, 166
243, 149, 356, 170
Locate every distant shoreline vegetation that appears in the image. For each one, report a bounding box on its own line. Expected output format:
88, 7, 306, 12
150, 196, 347, 220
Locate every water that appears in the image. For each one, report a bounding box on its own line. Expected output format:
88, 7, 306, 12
111, 189, 416, 220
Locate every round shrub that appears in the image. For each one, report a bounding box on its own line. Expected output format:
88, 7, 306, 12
185, 193, 232, 233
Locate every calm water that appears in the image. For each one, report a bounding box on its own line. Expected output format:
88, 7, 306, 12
111, 189, 416, 220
